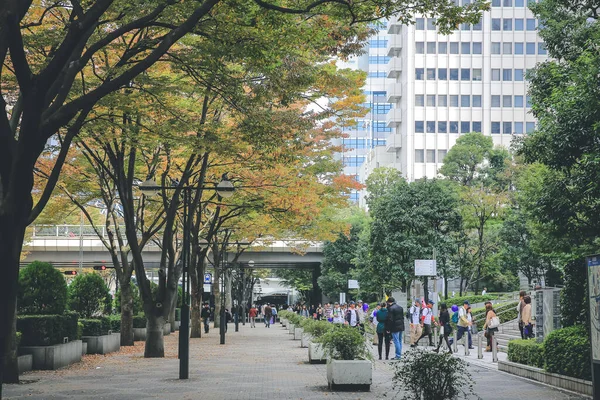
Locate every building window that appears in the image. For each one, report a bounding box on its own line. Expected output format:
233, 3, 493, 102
515, 42, 524, 54
473, 42, 482, 54
461, 42, 470, 54
438, 42, 448, 53
415, 94, 425, 106
427, 42, 436, 53
438, 121, 447, 133
461, 95, 470, 107
491, 95, 501, 107
438, 95, 448, 106
449, 68, 459, 80
343, 156, 366, 167
415, 121, 424, 133
503, 95, 512, 107
374, 121, 391, 133
450, 42, 459, 54
461, 121, 470, 133
514, 95, 524, 107
426, 149, 436, 163
526, 18, 536, 30
504, 0, 512, 5
514, 122, 524, 134
427, 68, 436, 80
416, 18, 425, 30
515, 18, 524, 30
472, 121, 482, 132
503, 18, 513, 30
369, 56, 391, 64
450, 95, 459, 107
461, 68, 470, 80
369, 39, 388, 48
492, 18, 501, 30
473, 69, 482, 81
438, 149, 448, 162
538, 42, 547, 55
438, 68, 448, 80
515, 69, 524, 81
373, 104, 392, 114
491, 69, 501, 81
492, 0, 500, 6
368, 71, 388, 78
416, 42, 425, 54
492, 122, 501, 134
526, 95, 532, 107
526, 122, 535, 133
503, 122, 512, 134
526, 42, 536, 54
415, 149, 425, 163
491, 42, 501, 54
472, 95, 482, 107
416, 68, 424, 80
503, 69, 512, 80
426, 95, 436, 106
473, 19, 483, 30
450, 121, 459, 133
427, 18, 436, 30
426, 121, 436, 133
460, 23, 470, 31
515, 0, 524, 5
503, 42, 512, 54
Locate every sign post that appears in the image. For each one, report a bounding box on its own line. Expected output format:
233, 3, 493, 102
587, 255, 600, 400
415, 259, 438, 315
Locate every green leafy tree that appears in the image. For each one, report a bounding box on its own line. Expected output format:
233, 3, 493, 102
439, 132, 493, 186
18, 262, 67, 315
67, 273, 111, 319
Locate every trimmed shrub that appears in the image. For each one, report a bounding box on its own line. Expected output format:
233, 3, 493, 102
473, 302, 518, 331
445, 294, 496, 308
175, 308, 181, 322
18, 261, 67, 315
77, 321, 83, 340
543, 325, 591, 381
67, 273, 111, 318
107, 315, 121, 332
80, 318, 112, 336
508, 339, 543, 368
319, 325, 371, 361
133, 314, 146, 329
17, 312, 79, 346
303, 319, 335, 340
16, 332, 22, 347
287, 313, 303, 325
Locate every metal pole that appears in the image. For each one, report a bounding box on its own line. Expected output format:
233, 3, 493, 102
492, 333, 498, 363
179, 189, 190, 379
220, 238, 226, 345
464, 331, 470, 356
478, 332, 483, 359
78, 210, 83, 274
453, 329, 458, 353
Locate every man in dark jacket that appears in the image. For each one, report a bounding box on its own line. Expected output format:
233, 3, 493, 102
386, 297, 405, 360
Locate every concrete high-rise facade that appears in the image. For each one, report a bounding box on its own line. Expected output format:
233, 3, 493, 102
340, 5, 547, 206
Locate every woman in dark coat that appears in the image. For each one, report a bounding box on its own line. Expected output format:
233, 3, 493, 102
376, 302, 392, 360
434, 303, 453, 354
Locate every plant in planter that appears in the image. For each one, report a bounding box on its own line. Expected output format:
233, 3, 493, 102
304, 320, 334, 360
320, 325, 373, 390
392, 349, 479, 400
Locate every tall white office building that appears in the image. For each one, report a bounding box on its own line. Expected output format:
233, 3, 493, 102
349, 4, 547, 206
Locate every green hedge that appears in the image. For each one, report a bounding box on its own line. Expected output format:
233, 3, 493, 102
18, 261, 68, 315
473, 302, 518, 331
80, 318, 112, 336
16, 332, 22, 347
175, 308, 181, 322
17, 312, 79, 346
508, 339, 544, 368
133, 314, 146, 329
444, 294, 496, 307
543, 325, 591, 381
107, 315, 121, 332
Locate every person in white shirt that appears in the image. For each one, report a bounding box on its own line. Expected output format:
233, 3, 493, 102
415, 300, 435, 346
408, 299, 422, 347
481, 287, 487, 296
332, 302, 344, 324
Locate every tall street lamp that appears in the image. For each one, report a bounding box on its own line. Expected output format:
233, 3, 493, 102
139, 174, 235, 380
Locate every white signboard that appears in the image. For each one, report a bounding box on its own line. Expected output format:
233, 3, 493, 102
348, 279, 359, 289
414, 259, 437, 276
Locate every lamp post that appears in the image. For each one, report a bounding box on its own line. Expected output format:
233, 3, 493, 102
139, 175, 235, 380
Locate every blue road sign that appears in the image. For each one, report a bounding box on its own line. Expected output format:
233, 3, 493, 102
204, 273, 212, 284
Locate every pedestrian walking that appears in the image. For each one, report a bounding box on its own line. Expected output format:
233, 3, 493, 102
249, 305, 258, 328
264, 304, 273, 328
408, 298, 422, 347
456, 301, 473, 349
371, 303, 381, 345
434, 303, 453, 354
521, 295, 534, 339
415, 300, 435, 346
271, 305, 278, 324
517, 290, 527, 339
385, 297, 405, 360
201, 303, 211, 334
300, 305, 309, 318
376, 302, 391, 360
332, 302, 344, 324
345, 301, 360, 327
483, 302, 498, 351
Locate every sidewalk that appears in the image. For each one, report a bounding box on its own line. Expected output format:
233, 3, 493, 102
4, 322, 586, 400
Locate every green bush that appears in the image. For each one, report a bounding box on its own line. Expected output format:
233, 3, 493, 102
445, 294, 496, 307
287, 313, 303, 325
393, 350, 476, 400
473, 301, 518, 331
16, 332, 22, 347
543, 325, 591, 381
80, 318, 112, 336
133, 314, 146, 329
319, 325, 371, 361
67, 273, 111, 318
508, 339, 544, 368
107, 315, 121, 332
303, 319, 335, 339
77, 322, 83, 340
18, 261, 68, 315
175, 308, 181, 322
17, 312, 79, 346
114, 282, 143, 315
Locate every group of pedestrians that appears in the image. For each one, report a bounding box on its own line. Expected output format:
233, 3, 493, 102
248, 304, 279, 328
517, 290, 534, 339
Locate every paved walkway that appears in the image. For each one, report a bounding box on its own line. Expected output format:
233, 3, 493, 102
4, 322, 587, 400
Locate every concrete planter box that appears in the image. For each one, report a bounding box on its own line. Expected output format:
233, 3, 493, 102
498, 360, 592, 396
18, 354, 32, 374
82, 342, 88, 356
288, 323, 295, 334
82, 333, 120, 355
301, 333, 312, 348
327, 359, 372, 391
163, 323, 171, 336
281, 319, 287, 327
133, 328, 146, 341
20, 340, 82, 370
309, 342, 326, 364
174, 321, 180, 330
294, 327, 303, 340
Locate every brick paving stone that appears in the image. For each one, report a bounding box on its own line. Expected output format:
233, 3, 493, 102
3, 321, 588, 400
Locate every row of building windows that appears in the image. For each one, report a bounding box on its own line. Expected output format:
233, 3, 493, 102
416, 68, 482, 81
356, 121, 393, 133
343, 156, 366, 167
416, 94, 482, 107
369, 39, 388, 48
491, 18, 538, 31
342, 139, 387, 149
491, 68, 528, 81
491, 0, 536, 6
369, 55, 391, 64
415, 149, 448, 163
368, 71, 388, 78
416, 18, 482, 31
362, 103, 393, 114
491, 41, 547, 55
492, 121, 535, 134
415, 121, 482, 133
416, 41, 482, 55
491, 95, 532, 108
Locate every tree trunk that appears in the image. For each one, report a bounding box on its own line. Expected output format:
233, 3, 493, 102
459, 278, 464, 297
2, 302, 19, 385
225, 270, 232, 311
169, 301, 176, 333
120, 283, 134, 346
144, 314, 165, 358
444, 277, 449, 300
191, 294, 201, 338
213, 273, 221, 329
